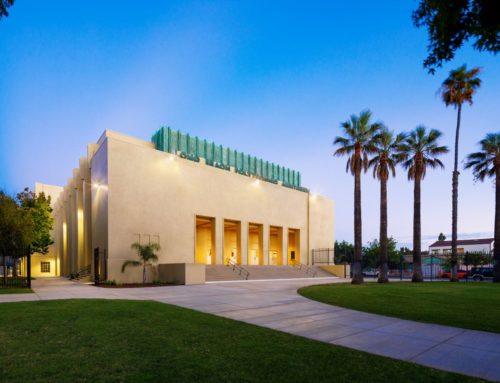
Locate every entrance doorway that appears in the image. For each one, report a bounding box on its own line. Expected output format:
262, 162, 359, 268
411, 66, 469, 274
269, 226, 283, 265
248, 223, 263, 265
288, 228, 300, 265
196, 216, 215, 265
224, 220, 241, 265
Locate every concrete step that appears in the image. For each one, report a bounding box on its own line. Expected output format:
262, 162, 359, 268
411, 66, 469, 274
205, 265, 334, 281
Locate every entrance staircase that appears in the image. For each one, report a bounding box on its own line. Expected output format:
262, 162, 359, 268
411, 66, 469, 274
206, 264, 334, 282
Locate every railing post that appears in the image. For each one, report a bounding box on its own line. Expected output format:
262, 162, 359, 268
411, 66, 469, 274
400, 254, 403, 281
94, 247, 99, 284
430, 254, 433, 282
27, 245, 31, 289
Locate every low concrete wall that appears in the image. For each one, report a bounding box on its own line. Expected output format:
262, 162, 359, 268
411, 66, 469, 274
319, 265, 350, 278
158, 263, 205, 285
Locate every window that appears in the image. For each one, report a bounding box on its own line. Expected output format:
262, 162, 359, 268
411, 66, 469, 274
41, 262, 50, 273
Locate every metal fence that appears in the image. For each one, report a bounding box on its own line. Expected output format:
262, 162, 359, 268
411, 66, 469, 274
328, 250, 495, 281
0, 252, 31, 289
312, 248, 334, 265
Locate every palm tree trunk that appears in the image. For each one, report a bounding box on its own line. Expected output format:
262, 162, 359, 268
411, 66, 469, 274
412, 175, 423, 282
378, 177, 389, 283
494, 162, 500, 283
450, 103, 462, 282
143, 264, 146, 284
352, 166, 364, 284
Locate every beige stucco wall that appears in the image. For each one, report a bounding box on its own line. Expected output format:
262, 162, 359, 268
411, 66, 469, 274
30, 254, 58, 277
33, 183, 63, 276
40, 130, 335, 283
91, 131, 334, 283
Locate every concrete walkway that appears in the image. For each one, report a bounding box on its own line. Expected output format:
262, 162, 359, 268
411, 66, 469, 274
2, 277, 500, 381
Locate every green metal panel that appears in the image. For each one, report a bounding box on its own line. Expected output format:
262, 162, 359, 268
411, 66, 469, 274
151, 127, 304, 188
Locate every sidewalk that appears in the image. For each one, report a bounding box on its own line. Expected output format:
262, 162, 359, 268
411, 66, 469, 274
2, 277, 499, 381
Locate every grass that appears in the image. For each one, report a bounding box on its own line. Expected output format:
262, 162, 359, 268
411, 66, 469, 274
0, 299, 482, 383
0, 288, 33, 294
299, 282, 500, 333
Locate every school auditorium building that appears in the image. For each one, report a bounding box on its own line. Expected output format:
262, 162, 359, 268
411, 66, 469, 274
37, 128, 334, 283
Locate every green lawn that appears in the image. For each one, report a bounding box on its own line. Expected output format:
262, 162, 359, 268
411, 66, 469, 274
0, 288, 33, 294
0, 299, 481, 382
299, 282, 500, 333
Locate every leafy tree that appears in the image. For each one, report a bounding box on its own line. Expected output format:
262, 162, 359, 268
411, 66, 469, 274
17, 188, 54, 255
0, 0, 14, 20
334, 110, 382, 284
464, 132, 500, 282
464, 251, 490, 268
369, 129, 406, 283
413, 0, 500, 73
398, 126, 449, 282
440, 65, 481, 282
0, 191, 33, 279
334, 240, 354, 264
122, 242, 160, 283
438, 232, 446, 241
362, 237, 401, 270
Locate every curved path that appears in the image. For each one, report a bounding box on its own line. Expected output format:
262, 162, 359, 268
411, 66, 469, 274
2, 277, 500, 381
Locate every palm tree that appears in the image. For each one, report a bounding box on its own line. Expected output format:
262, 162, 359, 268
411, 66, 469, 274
464, 133, 500, 283
334, 110, 382, 284
398, 126, 449, 282
122, 242, 160, 283
440, 65, 481, 281
368, 129, 407, 283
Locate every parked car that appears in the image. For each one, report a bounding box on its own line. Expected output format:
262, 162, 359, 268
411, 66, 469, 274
439, 270, 468, 279
362, 269, 379, 278
469, 267, 494, 281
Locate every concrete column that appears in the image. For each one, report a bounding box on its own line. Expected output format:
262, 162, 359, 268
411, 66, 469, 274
282, 226, 288, 266
215, 217, 223, 265
240, 221, 248, 265
70, 189, 78, 273
263, 225, 269, 265
77, 184, 84, 269
83, 179, 92, 268
64, 198, 70, 276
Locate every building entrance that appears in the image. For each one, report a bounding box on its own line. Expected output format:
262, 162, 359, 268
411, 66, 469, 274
224, 220, 241, 265
269, 226, 283, 266
248, 223, 263, 265
288, 228, 300, 265
195, 216, 215, 265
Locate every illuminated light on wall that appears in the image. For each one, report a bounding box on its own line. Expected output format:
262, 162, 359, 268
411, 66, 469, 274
310, 193, 318, 201
92, 183, 108, 191
253, 179, 260, 186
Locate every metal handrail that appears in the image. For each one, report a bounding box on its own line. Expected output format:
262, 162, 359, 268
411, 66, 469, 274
292, 261, 317, 277
226, 259, 250, 280
70, 264, 92, 280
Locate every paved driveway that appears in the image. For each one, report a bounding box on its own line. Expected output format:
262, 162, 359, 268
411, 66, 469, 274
2, 277, 500, 381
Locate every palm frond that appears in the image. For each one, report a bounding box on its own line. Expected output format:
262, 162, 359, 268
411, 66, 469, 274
121, 260, 141, 273
464, 132, 500, 182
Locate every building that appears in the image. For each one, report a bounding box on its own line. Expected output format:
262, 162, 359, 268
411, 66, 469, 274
428, 238, 494, 255
31, 183, 63, 277
38, 128, 334, 283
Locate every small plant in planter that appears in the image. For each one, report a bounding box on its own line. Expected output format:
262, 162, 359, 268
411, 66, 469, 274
121, 242, 160, 284
103, 279, 117, 286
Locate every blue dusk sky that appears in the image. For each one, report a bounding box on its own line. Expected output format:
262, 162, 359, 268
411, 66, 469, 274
1, 1, 499, 248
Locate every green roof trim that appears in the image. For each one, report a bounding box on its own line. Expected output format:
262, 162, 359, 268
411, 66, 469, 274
151, 127, 306, 190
